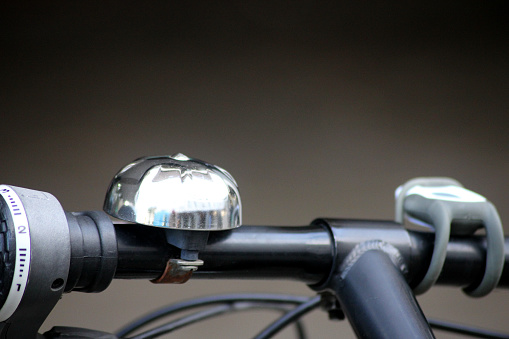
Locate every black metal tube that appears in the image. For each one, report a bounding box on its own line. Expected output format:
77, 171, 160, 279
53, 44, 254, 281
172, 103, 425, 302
331, 249, 435, 338
113, 223, 333, 284
113, 221, 509, 289
196, 224, 333, 284
408, 231, 509, 288
114, 224, 174, 279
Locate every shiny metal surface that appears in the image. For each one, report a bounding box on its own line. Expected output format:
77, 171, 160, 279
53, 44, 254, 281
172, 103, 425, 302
104, 154, 242, 230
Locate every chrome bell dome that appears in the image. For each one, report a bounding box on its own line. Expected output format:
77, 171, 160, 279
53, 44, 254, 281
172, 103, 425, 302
103, 153, 242, 231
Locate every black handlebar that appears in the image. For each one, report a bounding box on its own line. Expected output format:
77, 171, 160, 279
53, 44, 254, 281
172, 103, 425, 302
114, 220, 509, 289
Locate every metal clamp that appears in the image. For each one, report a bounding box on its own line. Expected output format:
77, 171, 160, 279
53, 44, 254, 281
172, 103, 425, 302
151, 259, 204, 284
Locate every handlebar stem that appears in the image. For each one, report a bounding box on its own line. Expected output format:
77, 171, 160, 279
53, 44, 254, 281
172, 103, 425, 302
326, 247, 435, 338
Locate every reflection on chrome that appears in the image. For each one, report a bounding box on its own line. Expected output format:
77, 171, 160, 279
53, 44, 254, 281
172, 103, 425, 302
103, 154, 241, 230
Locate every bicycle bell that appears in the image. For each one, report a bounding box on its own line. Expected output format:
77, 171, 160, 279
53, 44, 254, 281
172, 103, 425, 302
104, 153, 242, 260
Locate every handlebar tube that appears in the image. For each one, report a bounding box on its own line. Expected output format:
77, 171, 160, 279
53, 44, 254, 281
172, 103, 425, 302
114, 220, 509, 290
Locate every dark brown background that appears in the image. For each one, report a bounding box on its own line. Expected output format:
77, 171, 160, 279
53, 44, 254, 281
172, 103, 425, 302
1, 2, 509, 338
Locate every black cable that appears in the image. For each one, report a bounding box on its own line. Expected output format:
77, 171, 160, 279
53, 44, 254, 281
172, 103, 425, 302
253, 296, 321, 339
429, 319, 509, 339
121, 293, 509, 339
116, 293, 310, 337
293, 319, 307, 339
129, 304, 233, 339
128, 301, 309, 339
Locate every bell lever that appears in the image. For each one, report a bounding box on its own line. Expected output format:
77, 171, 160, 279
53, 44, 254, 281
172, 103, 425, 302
103, 153, 242, 265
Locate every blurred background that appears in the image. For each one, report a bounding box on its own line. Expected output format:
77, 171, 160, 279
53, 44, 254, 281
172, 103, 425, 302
1, 2, 509, 338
